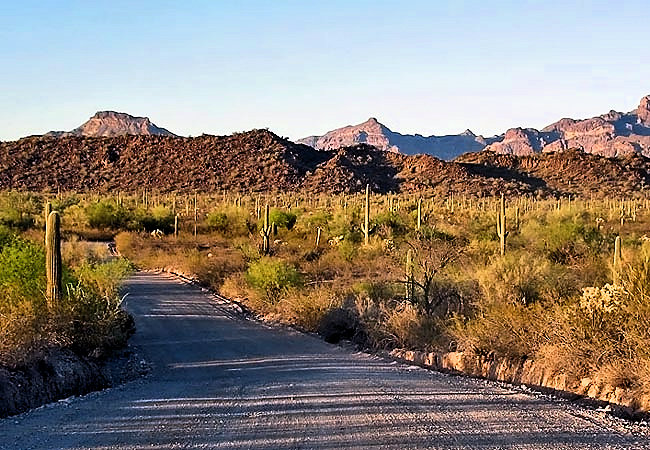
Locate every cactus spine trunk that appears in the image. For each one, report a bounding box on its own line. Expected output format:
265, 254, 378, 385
496, 194, 507, 256
406, 248, 414, 302
45, 211, 62, 307
261, 204, 272, 255
362, 184, 370, 245
613, 235, 622, 285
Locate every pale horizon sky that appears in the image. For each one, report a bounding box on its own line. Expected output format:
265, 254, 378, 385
1, 0, 650, 141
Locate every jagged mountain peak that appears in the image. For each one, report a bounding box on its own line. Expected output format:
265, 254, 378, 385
297, 118, 487, 160
638, 95, 650, 125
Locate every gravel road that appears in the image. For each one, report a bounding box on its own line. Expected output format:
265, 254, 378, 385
1, 272, 648, 449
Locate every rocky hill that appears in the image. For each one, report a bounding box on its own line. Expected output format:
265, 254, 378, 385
45, 111, 176, 138
457, 149, 650, 197
297, 118, 496, 160
1, 130, 648, 197
299, 95, 650, 159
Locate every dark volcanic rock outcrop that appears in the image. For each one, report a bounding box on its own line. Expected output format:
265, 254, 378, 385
0, 132, 541, 196
457, 149, 650, 197
2, 129, 649, 197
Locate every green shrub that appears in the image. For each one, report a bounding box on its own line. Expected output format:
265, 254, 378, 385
0, 238, 46, 307
86, 201, 126, 229
206, 211, 229, 232
374, 212, 406, 237
138, 206, 175, 232
268, 210, 297, 231
246, 257, 302, 302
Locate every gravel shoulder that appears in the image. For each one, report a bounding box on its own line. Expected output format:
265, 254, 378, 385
1, 272, 648, 449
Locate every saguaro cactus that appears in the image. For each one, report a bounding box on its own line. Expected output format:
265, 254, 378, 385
496, 194, 508, 256
361, 184, 370, 245
260, 204, 272, 254
44, 202, 52, 241
45, 211, 62, 307
315, 227, 322, 248
416, 197, 423, 231
174, 214, 179, 238
613, 235, 623, 285
405, 248, 415, 302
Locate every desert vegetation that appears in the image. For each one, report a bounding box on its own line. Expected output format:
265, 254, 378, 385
3, 188, 650, 408
0, 194, 134, 369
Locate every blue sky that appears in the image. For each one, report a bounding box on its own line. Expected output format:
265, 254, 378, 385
1, 0, 649, 140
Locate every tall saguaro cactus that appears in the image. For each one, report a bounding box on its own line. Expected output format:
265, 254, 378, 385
260, 204, 272, 255
361, 184, 370, 245
405, 248, 415, 302
416, 197, 423, 231
496, 194, 507, 256
613, 235, 623, 285
45, 211, 62, 307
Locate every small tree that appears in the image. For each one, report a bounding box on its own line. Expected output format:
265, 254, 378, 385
402, 237, 462, 316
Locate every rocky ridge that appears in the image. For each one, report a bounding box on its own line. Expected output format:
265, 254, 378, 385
299, 95, 650, 159
2, 130, 649, 197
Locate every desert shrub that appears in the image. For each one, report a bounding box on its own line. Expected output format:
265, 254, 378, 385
74, 258, 133, 299
337, 239, 358, 262
138, 206, 174, 232
301, 211, 332, 230
449, 300, 549, 359
268, 209, 297, 231
0, 208, 34, 230
275, 286, 341, 330
114, 231, 139, 259
56, 281, 134, 354
206, 211, 229, 232
0, 238, 46, 307
246, 257, 302, 302
374, 212, 406, 237
474, 252, 562, 306
0, 232, 133, 366
382, 302, 441, 349
86, 201, 128, 229
416, 225, 455, 242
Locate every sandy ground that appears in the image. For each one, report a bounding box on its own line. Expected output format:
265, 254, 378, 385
1, 272, 648, 449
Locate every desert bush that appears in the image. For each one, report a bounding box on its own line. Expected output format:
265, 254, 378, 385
275, 286, 341, 330
206, 211, 229, 232
474, 252, 562, 306
268, 209, 297, 231
137, 206, 175, 232
0, 231, 133, 367
246, 257, 302, 303
86, 200, 127, 229
0, 238, 46, 307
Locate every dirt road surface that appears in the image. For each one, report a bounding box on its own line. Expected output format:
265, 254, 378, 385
1, 272, 648, 449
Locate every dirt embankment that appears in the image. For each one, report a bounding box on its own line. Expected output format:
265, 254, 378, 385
0, 348, 146, 418
390, 348, 650, 420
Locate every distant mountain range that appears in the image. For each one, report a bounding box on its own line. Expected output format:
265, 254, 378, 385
44, 111, 175, 138
297, 118, 498, 160
12, 93, 650, 169
298, 95, 650, 160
